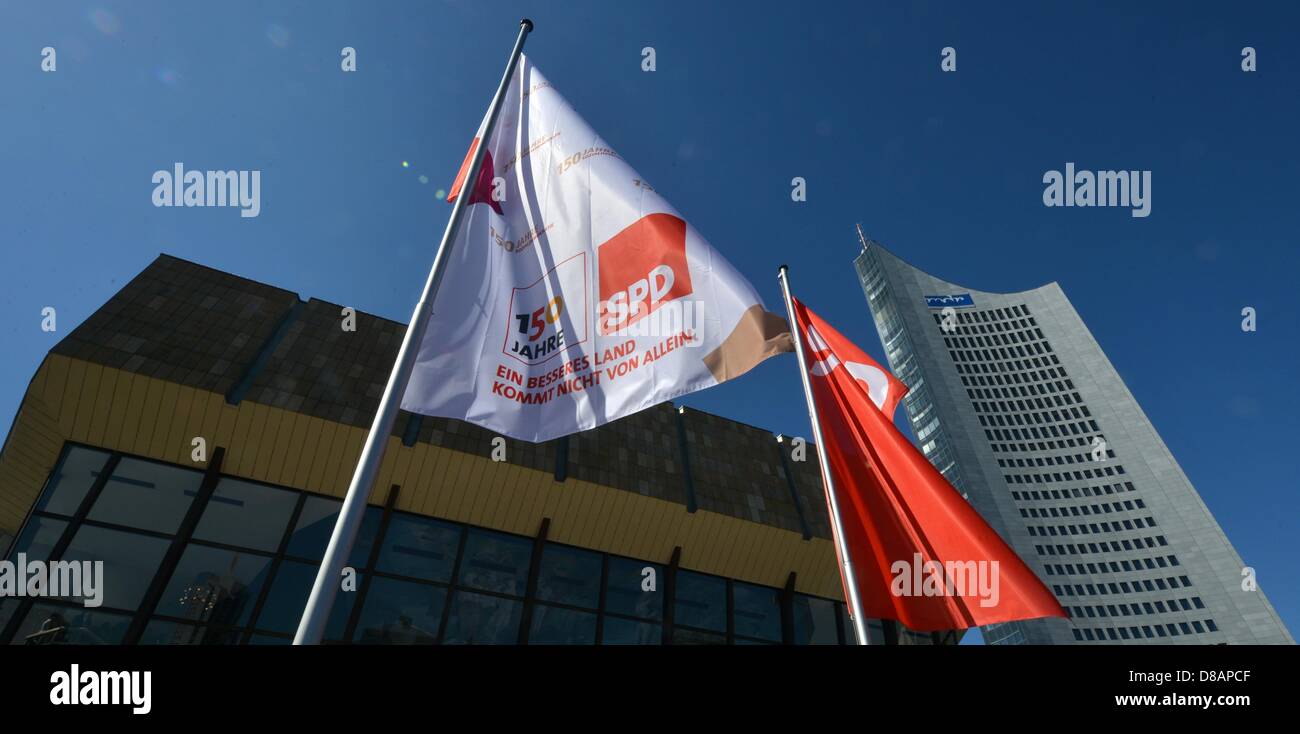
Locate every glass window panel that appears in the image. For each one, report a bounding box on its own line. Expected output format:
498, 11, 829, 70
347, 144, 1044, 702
732, 581, 782, 642
5, 515, 67, 563
441, 591, 521, 644
61, 524, 170, 611
9, 603, 131, 645
457, 529, 531, 596
375, 513, 460, 582
286, 497, 381, 565
248, 633, 290, 645
535, 544, 601, 609
793, 594, 839, 645
192, 478, 297, 552
528, 604, 596, 644
601, 617, 661, 645
87, 457, 202, 534
0, 518, 69, 636
604, 556, 662, 621
674, 570, 726, 633
671, 627, 725, 645
252, 560, 354, 639
353, 576, 447, 644
138, 619, 242, 645
155, 544, 273, 628
35, 446, 112, 516
0, 600, 18, 639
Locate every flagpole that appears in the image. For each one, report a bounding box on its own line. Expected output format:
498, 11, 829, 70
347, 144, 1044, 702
777, 265, 870, 646
293, 19, 534, 645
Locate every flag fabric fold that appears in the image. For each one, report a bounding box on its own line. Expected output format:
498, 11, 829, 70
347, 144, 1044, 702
401, 55, 791, 442
791, 297, 1067, 632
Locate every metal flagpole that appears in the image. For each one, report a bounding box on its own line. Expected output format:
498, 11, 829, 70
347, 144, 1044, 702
293, 19, 534, 645
777, 265, 871, 646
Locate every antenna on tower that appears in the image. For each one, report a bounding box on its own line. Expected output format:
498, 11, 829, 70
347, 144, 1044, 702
855, 222, 871, 252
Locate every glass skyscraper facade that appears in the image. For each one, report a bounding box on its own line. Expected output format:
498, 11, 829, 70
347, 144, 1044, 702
855, 238, 1293, 644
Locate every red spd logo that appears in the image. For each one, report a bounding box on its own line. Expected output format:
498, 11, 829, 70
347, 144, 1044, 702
597, 213, 693, 334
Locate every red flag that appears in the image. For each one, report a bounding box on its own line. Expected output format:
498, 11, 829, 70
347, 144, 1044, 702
446, 137, 503, 215
792, 297, 1067, 632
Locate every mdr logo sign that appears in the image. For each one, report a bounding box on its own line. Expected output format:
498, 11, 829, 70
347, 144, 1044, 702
925, 293, 975, 309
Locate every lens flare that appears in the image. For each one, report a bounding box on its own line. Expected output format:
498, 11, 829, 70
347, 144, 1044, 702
87, 9, 121, 36
154, 67, 181, 86
266, 24, 290, 48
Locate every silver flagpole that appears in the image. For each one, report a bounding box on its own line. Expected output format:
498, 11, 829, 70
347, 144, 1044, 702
293, 19, 534, 645
777, 265, 870, 646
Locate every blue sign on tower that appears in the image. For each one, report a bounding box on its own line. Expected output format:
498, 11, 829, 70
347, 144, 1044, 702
924, 293, 975, 309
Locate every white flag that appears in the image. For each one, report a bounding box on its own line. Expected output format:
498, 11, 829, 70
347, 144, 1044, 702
402, 55, 790, 442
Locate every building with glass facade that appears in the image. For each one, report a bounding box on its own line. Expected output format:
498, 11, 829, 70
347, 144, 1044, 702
0, 254, 952, 645
854, 237, 1293, 645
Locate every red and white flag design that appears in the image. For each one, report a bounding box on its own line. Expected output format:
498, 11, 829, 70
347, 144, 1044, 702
793, 297, 1067, 631
402, 56, 791, 442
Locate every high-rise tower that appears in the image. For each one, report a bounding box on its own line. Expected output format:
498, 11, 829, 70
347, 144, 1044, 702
854, 236, 1292, 644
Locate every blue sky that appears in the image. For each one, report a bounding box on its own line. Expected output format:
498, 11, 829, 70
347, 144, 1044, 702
2, 1, 1297, 643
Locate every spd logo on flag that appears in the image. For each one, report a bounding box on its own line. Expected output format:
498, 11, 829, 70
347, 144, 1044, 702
597, 214, 693, 335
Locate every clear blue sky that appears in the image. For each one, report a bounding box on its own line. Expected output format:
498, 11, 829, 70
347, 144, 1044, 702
2, 1, 1297, 644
